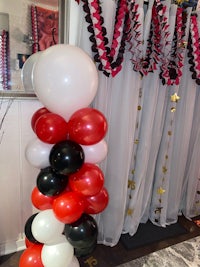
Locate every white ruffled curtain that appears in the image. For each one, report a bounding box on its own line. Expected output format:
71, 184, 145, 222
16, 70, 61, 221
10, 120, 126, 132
69, 0, 200, 246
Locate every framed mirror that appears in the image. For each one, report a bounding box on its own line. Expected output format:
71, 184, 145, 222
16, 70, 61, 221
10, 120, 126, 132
0, 0, 63, 98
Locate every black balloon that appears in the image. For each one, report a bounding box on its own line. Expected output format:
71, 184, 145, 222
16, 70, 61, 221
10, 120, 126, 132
64, 213, 98, 249
37, 166, 69, 196
49, 140, 85, 175
74, 241, 97, 258
24, 213, 41, 244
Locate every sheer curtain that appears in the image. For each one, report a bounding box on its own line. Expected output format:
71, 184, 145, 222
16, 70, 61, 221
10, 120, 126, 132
68, 0, 200, 246
70, 0, 141, 245
148, 6, 193, 226
182, 83, 200, 218
123, 0, 174, 234
181, 11, 200, 219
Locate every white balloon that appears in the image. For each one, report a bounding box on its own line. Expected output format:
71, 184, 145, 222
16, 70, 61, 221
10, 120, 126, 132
41, 235, 74, 267
25, 138, 53, 169
32, 44, 98, 121
31, 209, 64, 244
21, 52, 42, 92
81, 139, 108, 164
70, 256, 80, 267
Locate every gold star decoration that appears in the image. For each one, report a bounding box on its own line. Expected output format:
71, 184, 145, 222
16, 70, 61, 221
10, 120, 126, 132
157, 187, 166, 195
162, 166, 167, 174
155, 207, 163, 214
178, 41, 187, 48
128, 180, 136, 190
127, 209, 134, 216
84, 256, 98, 266
171, 93, 180, 103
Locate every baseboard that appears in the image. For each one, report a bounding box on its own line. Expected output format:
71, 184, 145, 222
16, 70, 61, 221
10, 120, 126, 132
0, 237, 25, 256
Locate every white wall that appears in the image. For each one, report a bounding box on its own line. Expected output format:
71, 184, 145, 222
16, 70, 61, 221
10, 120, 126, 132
0, 98, 42, 255
0, 13, 9, 31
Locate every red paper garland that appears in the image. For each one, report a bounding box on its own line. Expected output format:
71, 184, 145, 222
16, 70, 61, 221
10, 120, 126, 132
187, 13, 200, 85
128, 0, 170, 76
81, 0, 129, 77
160, 8, 187, 85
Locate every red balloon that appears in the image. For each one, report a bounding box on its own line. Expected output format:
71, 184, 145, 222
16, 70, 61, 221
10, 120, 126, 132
31, 187, 56, 210
31, 107, 50, 131
25, 238, 35, 248
19, 244, 44, 267
68, 107, 108, 145
69, 163, 104, 196
34, 113, 69, 144
53, 191, 84, 224
84, 187, 109, 214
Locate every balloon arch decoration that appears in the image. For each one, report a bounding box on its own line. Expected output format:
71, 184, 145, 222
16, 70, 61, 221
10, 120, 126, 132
19, 44, 109, 267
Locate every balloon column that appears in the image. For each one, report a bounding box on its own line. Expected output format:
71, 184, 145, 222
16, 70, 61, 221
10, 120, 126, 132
19, 44, 109, 267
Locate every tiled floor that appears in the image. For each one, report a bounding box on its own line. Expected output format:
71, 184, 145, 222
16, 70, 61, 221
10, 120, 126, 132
117, 236, 200, 267
1, 216, 200, 267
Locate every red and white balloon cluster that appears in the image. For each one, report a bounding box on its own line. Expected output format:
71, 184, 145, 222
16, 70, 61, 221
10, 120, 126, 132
19, 44, 109, 267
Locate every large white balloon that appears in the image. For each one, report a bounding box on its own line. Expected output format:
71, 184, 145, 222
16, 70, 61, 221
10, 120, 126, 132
25, 138, 53, 169
81, 139, 108, 164
31, 209, 64, 244
41, 235, 74, 267
32, 44, 98, 121
21, 52, 42, 92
